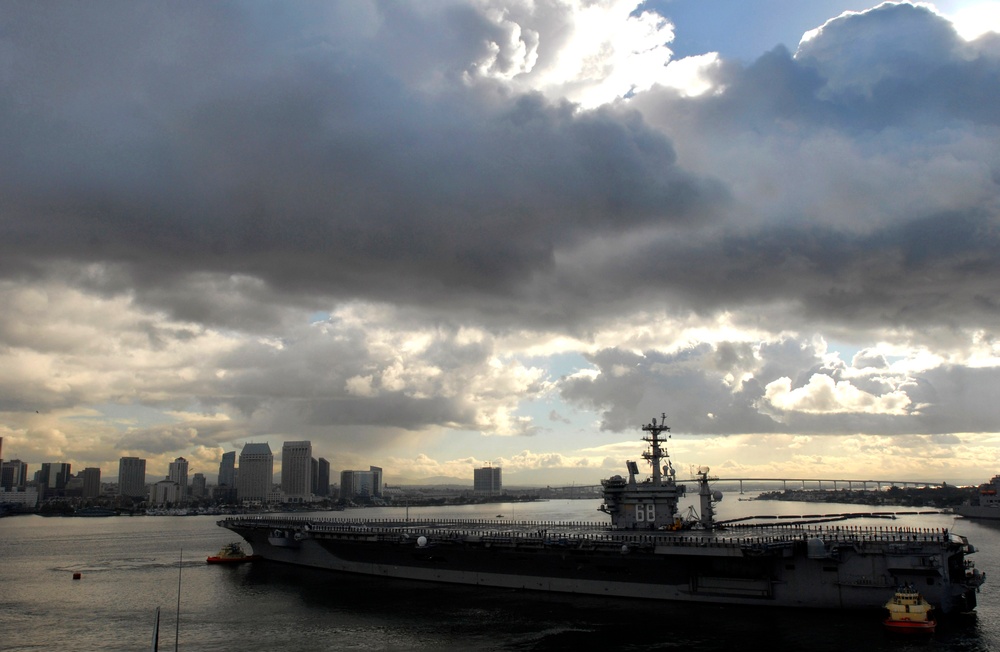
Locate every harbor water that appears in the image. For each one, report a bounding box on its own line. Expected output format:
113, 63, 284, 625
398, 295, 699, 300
1, 498, 999, 651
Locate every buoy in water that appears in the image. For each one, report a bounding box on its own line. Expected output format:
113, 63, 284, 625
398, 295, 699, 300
72, 572, 82, 580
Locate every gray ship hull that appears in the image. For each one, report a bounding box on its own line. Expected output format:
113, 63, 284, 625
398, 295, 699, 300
220, 516, 983, 613
954, 504, 1000, 520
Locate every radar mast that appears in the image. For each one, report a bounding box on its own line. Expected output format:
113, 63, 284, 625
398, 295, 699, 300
641, 413, 670, 486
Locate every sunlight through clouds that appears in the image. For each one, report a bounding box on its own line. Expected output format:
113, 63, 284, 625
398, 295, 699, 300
949, 1, 1000, 38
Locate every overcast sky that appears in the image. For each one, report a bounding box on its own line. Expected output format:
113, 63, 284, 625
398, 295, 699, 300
2, 0, 1000, 488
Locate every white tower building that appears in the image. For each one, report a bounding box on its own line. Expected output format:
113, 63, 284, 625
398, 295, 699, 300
168, 457, 189, 502
236, 443, 274, 503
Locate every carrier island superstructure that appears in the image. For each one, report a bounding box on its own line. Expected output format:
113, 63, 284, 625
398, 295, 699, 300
219, 414, 984, 612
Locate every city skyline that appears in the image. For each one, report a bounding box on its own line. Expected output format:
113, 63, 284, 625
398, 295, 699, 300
2, 1, 1000, 488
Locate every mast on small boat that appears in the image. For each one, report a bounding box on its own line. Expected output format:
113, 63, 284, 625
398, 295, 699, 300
150, 606, 160, 652
175, 548, 182, 652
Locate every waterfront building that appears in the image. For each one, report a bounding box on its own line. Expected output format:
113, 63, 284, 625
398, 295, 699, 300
168, 457, 189, 502
118, 457, 147, 499
0, 487, 38, 508
236, 443, 273, 503
340, 466, 382, 500
64, 474, 85, 497
214, 481, 237, 504
191, 472, 207, 499
317, 458, 330, 497
151, 479, 182, 506
280, 441, 313, 501
474, 466, 502, 495
218, 451, 236, 487
81, 468, 101, 498
38, 462, 72, 499
1, 459, 28, 490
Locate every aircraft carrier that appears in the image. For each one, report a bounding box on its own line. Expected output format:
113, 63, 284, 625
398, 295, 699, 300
219, 415, 985, 612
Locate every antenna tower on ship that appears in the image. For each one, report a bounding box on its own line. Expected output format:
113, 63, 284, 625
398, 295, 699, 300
641, 413, 670, 486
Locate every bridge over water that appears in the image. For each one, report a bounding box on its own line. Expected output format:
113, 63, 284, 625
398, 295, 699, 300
712, 478, 947, 493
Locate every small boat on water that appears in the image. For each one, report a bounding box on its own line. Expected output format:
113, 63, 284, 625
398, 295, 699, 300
206, 542, 259, 564
883, 585, 936, 633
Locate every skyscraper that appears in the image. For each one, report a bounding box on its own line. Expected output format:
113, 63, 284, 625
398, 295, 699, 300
316, 458, 330, 497
39, 462, 72, 499
168, 457, 189, 501
1, 459, 28, 490
236, 443, 273, 502
474, 466, 502, 495
82, 467, 101, 498
118, 457, 147, 499
218, 451, 236, 487
280, 441, 313, 500
191, 472, 206, 499
339, 466, 383, 500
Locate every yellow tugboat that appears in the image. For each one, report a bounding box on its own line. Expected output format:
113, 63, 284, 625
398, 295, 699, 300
206, 541, 260, 564
883, 584, 936, 633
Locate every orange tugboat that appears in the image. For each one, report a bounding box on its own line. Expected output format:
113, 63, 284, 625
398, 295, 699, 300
883, 585, 936, 633
206, 542, 260, 564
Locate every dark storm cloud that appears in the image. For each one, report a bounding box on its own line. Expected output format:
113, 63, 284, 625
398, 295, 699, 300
576, 208, 1000, 332
4, 2, 997, 337
0, 1, 723, 331
560, 344, 778, 435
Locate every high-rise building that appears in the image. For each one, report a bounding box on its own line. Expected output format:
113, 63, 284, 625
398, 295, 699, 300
39, 462, 72, 499
118, 457, 147, 499
82, 467, 101, 498
474, 466, 502, 495
191, 472, 206, 499
339, 466, 383, 500
280, 441, 313, 500
236, 443, 273, 502
1, 459, 28, 490
218, 451, 236, 487
168, 457, 189, 502
316, 458, 330, 497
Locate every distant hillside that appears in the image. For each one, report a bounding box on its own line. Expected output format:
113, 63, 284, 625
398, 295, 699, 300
386, 475, 469, 488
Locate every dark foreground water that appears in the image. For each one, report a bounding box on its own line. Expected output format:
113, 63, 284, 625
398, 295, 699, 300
1, 499, 999, 651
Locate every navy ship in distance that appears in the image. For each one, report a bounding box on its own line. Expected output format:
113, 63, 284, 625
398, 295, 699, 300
954, 474, 1000, 520
219, 414, 985, 612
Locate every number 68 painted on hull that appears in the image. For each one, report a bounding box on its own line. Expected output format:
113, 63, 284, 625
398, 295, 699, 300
635, 504, 655, 522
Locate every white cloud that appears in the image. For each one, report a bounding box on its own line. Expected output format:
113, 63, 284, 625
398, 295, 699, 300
764, 373, 912, 414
